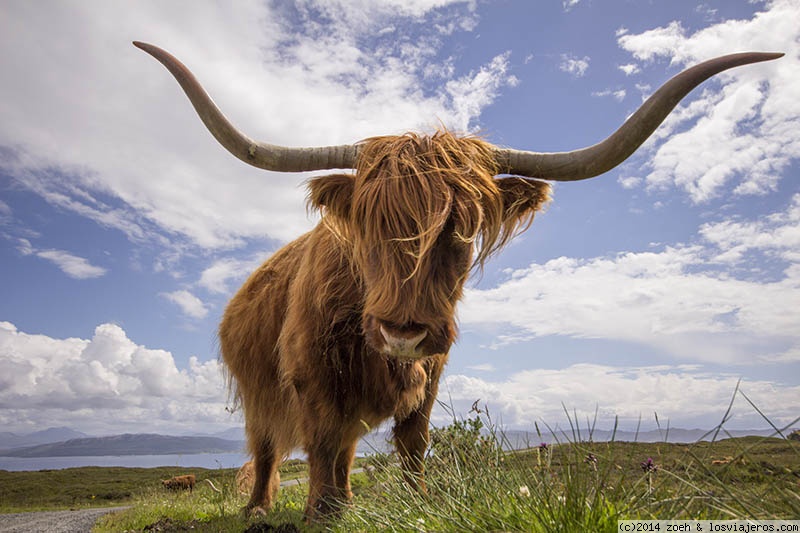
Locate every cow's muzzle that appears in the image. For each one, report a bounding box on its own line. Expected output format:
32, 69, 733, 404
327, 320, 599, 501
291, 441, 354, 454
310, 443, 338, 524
378, 321, 428, 359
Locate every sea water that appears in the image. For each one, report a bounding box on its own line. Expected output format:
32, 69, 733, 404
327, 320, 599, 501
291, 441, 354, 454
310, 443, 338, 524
0, 452, 252, 472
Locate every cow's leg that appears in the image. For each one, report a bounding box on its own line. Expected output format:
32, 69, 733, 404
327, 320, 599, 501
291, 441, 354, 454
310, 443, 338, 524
394, 409, 431, 493
393, 356, 446, 493
304, 424, 362, 522
333, 439, 358, 503
244, 437, 280, 516
305, 437, 341, 521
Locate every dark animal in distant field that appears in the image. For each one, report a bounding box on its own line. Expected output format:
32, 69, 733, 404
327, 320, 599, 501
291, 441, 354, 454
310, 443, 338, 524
134, 41, 782, 522
161, 474, 196, 493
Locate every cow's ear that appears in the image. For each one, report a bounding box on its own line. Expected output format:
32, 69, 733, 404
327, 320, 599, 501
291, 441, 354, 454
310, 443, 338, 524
495, 176, 552, 226
307, 174, 354, 220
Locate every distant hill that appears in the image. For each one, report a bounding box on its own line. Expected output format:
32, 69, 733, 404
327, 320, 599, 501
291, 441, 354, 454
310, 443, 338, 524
0, 426, 790, 459
496, 427, 788, 447
207, 427, 246, 441
0, 433, 245, 457
0, 427, 89, 450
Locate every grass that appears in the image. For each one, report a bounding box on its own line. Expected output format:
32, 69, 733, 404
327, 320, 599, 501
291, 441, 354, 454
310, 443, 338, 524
4, 404, 798, 532
331, 416, 799, 532
92, 416, 798, 532
0, 459, 309, 514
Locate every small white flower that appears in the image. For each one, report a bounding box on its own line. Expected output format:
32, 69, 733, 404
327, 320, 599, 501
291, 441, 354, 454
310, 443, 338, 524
519, 485, 530, 497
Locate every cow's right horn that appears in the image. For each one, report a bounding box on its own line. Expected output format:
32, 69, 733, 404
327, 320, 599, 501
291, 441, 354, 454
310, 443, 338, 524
494, 51, 784, 181
133, 41, 359, 172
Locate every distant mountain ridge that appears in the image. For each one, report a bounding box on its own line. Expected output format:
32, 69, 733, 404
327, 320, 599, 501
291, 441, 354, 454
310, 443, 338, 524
0, 427, 88, 450
0, 433, 245, 457
0, 426, 791, 458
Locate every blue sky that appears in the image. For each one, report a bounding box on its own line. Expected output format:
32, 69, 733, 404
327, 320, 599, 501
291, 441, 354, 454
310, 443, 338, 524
0, 0, 798, 437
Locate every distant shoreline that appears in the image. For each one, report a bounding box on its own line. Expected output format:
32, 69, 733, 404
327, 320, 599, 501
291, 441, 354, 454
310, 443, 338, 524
0, 452, 252, 472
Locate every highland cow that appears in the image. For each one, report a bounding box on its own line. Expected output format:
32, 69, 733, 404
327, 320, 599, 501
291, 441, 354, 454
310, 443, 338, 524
162, 474, 196, 493
134, 41, 781, 521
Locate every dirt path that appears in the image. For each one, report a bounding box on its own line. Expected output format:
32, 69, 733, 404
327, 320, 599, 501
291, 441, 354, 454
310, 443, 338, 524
0, 506, 129, 533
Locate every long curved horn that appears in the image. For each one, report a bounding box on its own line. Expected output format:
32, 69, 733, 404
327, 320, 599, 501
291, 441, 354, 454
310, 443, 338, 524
133, 41, 359, 172
494, 52, 784, 181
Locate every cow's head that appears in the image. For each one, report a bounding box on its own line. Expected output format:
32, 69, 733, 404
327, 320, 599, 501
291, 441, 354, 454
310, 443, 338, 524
308, 132, 551, 358
133, 42, 782, 359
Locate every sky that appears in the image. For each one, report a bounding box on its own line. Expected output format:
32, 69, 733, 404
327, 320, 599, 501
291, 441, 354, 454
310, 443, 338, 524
0, 0, 798, 439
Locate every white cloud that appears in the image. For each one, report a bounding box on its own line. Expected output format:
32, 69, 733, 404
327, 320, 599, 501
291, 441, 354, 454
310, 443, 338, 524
445, 52, 519, 131
617, 21, 687, 63
698, 194, 800, 264
35, 250, 107, 280
0, 0, 511, 253
198, 256, 266, 295
460, 196, 800, 364
0, 198, 10, 219
17, 239, 107, 279
0, 322, 231, 435
161, 290, 209, 319
618, 63, 640, 76
592, 88, 626, 102
559, 54, 590, 77
618, 176, 643, 189
437, 364, 800, 430
562, 0, 581, 12
616, 0, 800, 202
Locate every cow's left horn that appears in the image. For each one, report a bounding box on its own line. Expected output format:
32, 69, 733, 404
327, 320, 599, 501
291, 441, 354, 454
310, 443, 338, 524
133, 41, 359, 172
494, 51, 784, 181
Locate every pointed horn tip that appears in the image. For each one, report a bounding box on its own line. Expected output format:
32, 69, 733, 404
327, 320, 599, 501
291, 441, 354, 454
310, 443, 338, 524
132, 41, 165, 58
754, 51, 785, 61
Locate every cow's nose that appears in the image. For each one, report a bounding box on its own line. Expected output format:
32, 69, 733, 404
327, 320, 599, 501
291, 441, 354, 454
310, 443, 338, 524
379, 322, 427, 357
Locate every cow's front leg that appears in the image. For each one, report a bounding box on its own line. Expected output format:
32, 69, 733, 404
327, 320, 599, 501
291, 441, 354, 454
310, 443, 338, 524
393, 354, 446, 493
244, 436, 280, 517
394, 409, 431, 493
305, 437, 344, 522
333, 439, 358, 504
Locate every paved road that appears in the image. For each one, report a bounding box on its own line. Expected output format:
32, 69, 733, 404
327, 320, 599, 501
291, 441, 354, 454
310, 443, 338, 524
0, 506, 129, 533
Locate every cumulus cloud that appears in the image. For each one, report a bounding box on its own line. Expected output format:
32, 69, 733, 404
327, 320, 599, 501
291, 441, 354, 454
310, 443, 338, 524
0, 0, 514, 252
437, 364, 800, 430
460, 195, 800, 364
559, 54, 590, 77
0, 322, 230, 435
618, 63, 640, 76
616, 0, 800, 202
161, 290, 209, 319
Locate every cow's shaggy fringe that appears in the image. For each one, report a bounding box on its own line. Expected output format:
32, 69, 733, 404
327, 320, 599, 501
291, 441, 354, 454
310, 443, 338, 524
315, 129, 551, 326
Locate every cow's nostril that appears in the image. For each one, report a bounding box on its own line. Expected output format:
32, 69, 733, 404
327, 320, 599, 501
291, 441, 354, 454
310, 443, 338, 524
379, 324, 427, 354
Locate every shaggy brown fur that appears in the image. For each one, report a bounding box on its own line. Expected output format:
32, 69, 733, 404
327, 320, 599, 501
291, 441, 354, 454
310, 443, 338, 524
236, 460, 256, 496
219, 130, 550, 522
